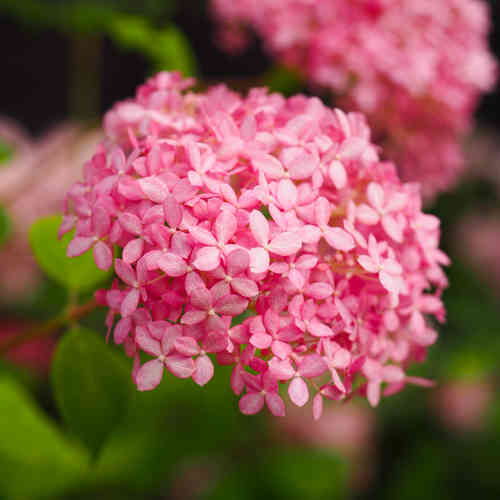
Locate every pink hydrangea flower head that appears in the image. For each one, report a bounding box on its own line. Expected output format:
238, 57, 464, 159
64, 71, 448, 417
211, 0, 497, 198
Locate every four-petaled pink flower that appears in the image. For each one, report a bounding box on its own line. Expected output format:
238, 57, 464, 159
135, 324, 195, 390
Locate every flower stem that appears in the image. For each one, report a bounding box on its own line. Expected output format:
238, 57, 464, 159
0, 298, 99, 354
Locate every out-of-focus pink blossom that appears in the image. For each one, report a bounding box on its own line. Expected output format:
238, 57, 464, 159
433, 379, 494, 432
212, 0, 497, 198
64, 71, 448, 417
454, 214, 500, 294
0, 120, 102, 298
0, 320, 56, 375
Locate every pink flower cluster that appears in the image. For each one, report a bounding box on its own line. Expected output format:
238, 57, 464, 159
211, 0, 497, 198
63, 72, 448, 418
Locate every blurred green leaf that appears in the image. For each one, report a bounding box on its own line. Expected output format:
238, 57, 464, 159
0, 140, 14, 165
263, 66, 303, 96
29, 215, 111, 293
52, 327, 134, 456
0, 376, 89, 499
261, 447, 348, 500
110, 16, 197, 75
0, 206, 11, 247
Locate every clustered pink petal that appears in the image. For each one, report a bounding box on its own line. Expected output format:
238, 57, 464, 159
211, 0, 497, 198
64, 71, 448, 418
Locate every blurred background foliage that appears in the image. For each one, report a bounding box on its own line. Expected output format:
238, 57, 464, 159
0, 0, 499, 499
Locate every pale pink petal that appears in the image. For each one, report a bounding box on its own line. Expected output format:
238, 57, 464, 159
249, 210, 270, 246
324, 227, 355, 251
268, 232, 302, 256
67, 236, 95, 257
358, 255, 378, 273
299, 354, 327, 378
308, 319, 333, 338
231, 277, 258, 298
123, 238, 144, 264
181, 309, 207, 325
269, 359, 295, 380
249, 247, 270, 274
163, 195, 182, 228
189, 225, 217, 246
329, 160, 347, 189
239, 392, 265, 415
252, 153, 284, 180
356, 204, 379, 225
339, 137, 366, 159
305, 282, 333, 300
271, 340, 292, 360
119, 213, 143, 235
114, 317, 132, 344
367, 381, 381, 407
93, 241, 113, 270
382, 214, 404, 242
215, 211, 237, 244
312, 393, 323, 420
193, 246, 221, 271
277, 179, 297, 211
92, 205, 111, 237
366, 182, 384, 212
135, 325, 162, 356
288, 377, 309, 407
379, 271, 402, 294
138, 176, 168, 202
121, 288, 140, 317
227, 248, 249, 276
174, 336, 200, 357
287, 151, 317, 180
136, 359, 164, 391
314, 197, 331, 227
214, 295, 249, 316
250, 332, 272, 350
265, 393, 285, 417
189, 287, 212, 310
165, 354, 195, 379
231, 366, 245, 395
193, 354, 214, 386
158, 253, 188, 277
115, 259, 137, 286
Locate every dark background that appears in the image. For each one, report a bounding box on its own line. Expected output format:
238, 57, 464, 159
2, 0, 496, 135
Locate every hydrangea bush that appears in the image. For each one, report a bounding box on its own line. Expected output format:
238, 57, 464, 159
212, 0, 497, 198
62, 72, 448, 418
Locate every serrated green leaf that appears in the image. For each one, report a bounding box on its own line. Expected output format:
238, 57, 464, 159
52, 327, 134, 456
0, 376, 89, 499
29, 215, 111, 292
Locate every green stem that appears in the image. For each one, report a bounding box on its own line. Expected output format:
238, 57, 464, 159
0, 298, 99, 354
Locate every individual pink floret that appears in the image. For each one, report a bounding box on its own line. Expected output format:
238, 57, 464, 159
64, 72, 448, 417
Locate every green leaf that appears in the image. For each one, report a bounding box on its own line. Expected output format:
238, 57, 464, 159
152, 25, 197, 76
110, 16, 197, 76
261, 447, 349, 500
0, 206, 12, 246
263, 66, 303, 95
0, 139, 14, 165
0, 376, 89, 499
29, 215, 111, 292
52, 327, 134, 455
